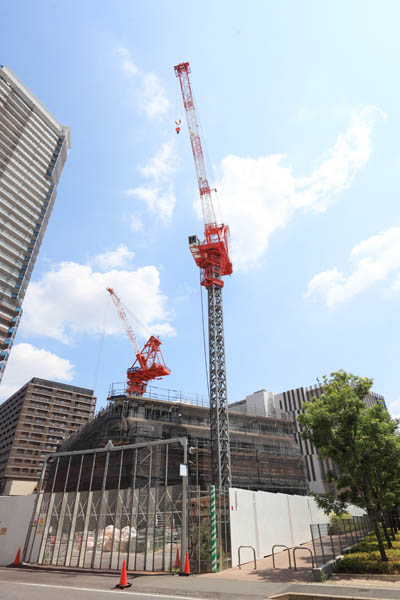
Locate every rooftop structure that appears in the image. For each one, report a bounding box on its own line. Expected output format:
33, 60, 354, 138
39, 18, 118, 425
0, 66, 70, 380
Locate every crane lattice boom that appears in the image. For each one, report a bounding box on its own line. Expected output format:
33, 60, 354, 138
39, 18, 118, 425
107, 287, 140, 354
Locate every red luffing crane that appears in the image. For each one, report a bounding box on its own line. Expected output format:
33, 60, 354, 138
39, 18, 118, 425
106, 287, 171, 396
174, 61, 232, 488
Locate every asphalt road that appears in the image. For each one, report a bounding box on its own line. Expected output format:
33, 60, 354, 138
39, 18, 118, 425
4, 566, 400, 600
0, 580, 210, 600
0, 567, 276, 600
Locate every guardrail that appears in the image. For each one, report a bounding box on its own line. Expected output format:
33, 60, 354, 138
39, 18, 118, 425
108, 382, 209, 408
238, 545, 257, 569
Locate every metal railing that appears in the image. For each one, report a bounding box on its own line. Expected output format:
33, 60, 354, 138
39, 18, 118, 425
107, 383, 209, 408
272, 544, 292, 569
310, 515, 371, 567
293, 546, 314, 570
238, 545, 257, 569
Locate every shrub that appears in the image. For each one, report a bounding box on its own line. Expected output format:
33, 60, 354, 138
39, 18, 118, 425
329, 512, 353, 535
334, 532, 400, 574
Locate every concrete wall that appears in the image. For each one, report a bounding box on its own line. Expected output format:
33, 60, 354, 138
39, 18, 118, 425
0, 494, 35, 565
229, 488, 364, 567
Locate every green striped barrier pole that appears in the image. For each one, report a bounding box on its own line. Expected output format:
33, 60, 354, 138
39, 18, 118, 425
210, 484, 218, 572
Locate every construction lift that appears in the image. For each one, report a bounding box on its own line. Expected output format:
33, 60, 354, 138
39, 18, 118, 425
174, 61, 233, 488
106, 287, 171, 396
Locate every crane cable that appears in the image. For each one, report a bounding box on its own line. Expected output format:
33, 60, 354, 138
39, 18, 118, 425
200, 271, 210, 398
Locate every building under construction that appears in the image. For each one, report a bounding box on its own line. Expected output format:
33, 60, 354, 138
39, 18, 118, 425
57, 386, 307, 496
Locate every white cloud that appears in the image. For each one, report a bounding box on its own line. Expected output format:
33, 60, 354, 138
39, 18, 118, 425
114, 47, 139, 75
114, 49, 176, 221
294, 107, 386, 213
123, 141, 177, 222
212, 106, 385, 270
21, 255, 175, 344
124, 185, 176, 222
91, 244, 135, 270
387, 397, 400, 420
140, 72, 172, 119
138, 141, 176, 182
305, 227, 400, 306
115, 47, 171, 119
129, 215, 144, 232
0, 343, 75, 401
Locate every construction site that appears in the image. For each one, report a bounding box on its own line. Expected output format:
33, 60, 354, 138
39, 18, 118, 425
18, 62, 309, 576
58, 387, 307, 495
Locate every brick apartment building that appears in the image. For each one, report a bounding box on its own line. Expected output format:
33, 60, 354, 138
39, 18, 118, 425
0, 377, 96, 495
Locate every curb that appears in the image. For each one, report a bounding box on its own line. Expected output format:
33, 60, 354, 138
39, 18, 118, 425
271, 594, 386, 600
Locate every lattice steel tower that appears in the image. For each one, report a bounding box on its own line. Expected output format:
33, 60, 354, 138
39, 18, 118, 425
175, 62, 233, 488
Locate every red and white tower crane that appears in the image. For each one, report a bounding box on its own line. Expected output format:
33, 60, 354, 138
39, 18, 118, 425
106, 287, 171, 396
174, 61, 232, 488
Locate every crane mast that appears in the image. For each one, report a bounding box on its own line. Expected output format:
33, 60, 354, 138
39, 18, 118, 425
175, 61, 232, 488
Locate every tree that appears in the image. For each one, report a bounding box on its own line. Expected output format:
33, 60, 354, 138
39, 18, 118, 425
298, 370, 400, 562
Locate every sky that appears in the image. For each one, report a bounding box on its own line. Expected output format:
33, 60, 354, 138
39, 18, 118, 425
1, 0, 400, 417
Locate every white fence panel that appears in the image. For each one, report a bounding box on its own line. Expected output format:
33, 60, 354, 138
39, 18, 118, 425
229, 488, 332, 567
256, 492, 293, 555
0, 494, 35, 566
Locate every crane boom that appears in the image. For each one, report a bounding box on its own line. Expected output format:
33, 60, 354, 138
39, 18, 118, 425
174, 62, 216, 227
107, 287, 140, 354
175, 61, 232, 489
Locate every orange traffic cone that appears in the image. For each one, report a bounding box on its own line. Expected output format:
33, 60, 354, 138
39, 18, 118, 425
115, 560, 132, 589
179, 551, 190, 576
174, 548, 180, 570
14, 548, 21, 566
8, 547, 21, 568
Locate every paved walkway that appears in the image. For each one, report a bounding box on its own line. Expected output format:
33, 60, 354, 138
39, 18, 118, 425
203, 542, 315, 583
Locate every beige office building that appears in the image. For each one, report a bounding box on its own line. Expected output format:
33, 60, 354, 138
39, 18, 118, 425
0, 378, 96, 495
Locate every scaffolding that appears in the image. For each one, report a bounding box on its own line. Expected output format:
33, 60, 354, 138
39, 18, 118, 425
59, 393, 307, 496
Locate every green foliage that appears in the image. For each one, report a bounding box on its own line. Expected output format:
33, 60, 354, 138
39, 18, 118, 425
335, 532, 400, 574
328, 512, 352, 534
297, 370, 400, 562
311, 492, 348, 516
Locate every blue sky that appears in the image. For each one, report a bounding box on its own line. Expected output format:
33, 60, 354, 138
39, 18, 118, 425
1, 1, 400, 416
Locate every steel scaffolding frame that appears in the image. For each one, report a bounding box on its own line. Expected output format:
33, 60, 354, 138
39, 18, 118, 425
23, 438, 188, 572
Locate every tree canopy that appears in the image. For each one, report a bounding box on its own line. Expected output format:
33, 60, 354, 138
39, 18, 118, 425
298, 370, 400, 561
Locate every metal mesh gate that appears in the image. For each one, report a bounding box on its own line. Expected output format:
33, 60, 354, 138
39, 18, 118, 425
188, 487, 231, 573
23, 438, 188, 572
